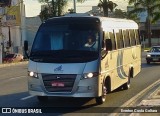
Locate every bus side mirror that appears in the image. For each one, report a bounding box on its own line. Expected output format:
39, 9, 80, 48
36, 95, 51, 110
105, 39, 112, 51
24, 40, 28, 51
24, 40, 29, 58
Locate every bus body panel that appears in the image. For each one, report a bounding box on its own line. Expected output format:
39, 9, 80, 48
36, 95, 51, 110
28, 60, 99, 97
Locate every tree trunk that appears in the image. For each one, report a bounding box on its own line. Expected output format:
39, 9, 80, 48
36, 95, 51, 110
146, 9, 151, 47
148, 19, 151, 47
103, 6, 109, 17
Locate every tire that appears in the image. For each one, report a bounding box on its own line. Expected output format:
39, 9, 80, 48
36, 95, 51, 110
37, 96, 48, 102
147, 61, 150, 64
122, 76, 130, 90
95, 84, 107, 104
130, 68, 134, 78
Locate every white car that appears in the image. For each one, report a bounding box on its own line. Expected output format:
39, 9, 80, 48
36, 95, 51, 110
146, 46, 160, 64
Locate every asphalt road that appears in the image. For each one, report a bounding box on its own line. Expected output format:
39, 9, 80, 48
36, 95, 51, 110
0, 52, 159, 115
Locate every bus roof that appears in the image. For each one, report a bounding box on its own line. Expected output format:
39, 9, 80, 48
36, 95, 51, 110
45, 16, 138, 29
99, 17, 138, 29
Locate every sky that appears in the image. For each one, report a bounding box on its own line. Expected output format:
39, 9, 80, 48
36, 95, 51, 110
24, 0, 129, 17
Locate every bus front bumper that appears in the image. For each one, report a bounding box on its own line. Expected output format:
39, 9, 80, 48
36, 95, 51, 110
28, 76, 99, 98
29, 90, 97, 97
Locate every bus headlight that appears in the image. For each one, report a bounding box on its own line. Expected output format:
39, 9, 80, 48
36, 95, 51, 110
147, 54, 151, 57
83, 72, 99, 79
28, 71, 38, 78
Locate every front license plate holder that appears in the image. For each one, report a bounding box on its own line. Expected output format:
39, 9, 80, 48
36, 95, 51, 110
51, 82, 64, 87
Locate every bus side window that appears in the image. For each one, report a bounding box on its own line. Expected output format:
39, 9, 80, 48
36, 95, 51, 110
129, 29, 136, 46
115, 29, 123, 49
101, 31, 108, 58
119, 29, 124, 48
104, 31, 110, 50
123, 29, 131, 47
109, 30, 116, 50
135, 29, 140, 45
102, 31, 110, 50
103, 30, 116, 51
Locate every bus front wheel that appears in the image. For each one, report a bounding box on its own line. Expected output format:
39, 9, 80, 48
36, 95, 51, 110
95, 84, 107, 104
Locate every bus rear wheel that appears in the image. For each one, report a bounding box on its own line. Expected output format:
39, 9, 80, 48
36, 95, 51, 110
37, 96, 48, 102
147, 61, 150, 64
95, 84, 107, 104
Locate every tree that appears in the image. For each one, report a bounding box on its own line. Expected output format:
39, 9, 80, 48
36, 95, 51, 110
38, 0, 67, 21
77, 0, 85, 2
77, 0, 118, 17
39, 7, 50, 21
98, 0, 117, 17
113, 9, 127, 18
128, 0, 160, 47
127, 12, 139, 23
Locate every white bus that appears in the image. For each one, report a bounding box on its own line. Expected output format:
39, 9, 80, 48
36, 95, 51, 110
24, 16, 141, 104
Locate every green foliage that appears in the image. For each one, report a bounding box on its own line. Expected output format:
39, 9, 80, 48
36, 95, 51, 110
113, 9, 127, 18
38, 0, 67, 21
98, 0, 117, 17
128, 0, 160, 23
39, 7, 50, 21
128, 0, 160, 47
127, 13, 139, 23
77, 0, 86, 3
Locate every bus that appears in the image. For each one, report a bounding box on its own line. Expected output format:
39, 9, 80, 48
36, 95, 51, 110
24, 16, 141, 104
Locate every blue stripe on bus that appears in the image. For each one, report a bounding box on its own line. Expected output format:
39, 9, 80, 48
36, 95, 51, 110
117, 50, 128, 79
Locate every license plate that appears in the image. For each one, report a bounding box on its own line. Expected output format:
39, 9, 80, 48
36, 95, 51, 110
153, 58, 159, 61
51, 82, 64, 87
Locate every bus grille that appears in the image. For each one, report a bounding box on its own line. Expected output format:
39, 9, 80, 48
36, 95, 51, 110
42, 74, 76, 92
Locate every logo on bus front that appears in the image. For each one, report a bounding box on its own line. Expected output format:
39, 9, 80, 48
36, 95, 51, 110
54, 65, 63, 73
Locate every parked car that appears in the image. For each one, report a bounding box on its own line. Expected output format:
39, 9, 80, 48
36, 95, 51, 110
3, 53, 24, 63
146, 46, 160, 64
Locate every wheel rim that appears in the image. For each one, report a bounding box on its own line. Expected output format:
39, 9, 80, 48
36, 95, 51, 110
127, 77, 131, 88
102, 85, 107, 102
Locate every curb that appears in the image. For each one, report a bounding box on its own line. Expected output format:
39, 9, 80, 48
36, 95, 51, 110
137, 85, 160, 107
0, 61, 28, 68
121, 79, 160, 107
109, 79, 160, 116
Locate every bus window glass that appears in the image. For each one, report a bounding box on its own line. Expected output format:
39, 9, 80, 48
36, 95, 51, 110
123, 30, 130, 47
119, 29, 124, 48
31, 24, 100, 63
130, 29, 136, 46
135, 30, 140, 45
109, 30, 116, 50
32, 24, 99, 52
104, 32, 110, 39
102, 32, 110, 50
115, 29, 122, 49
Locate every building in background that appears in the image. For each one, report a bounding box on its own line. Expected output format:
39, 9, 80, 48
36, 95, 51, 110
86, 6, 103, 16
25, 16, 41, 50
0, 0, 26, 63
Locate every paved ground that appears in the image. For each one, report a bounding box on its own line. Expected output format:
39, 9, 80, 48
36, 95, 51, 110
0, 58, 159, 115
138, 86, 160, 107
0, 61, 28, 68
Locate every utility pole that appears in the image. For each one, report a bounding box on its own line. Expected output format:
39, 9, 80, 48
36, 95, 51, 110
73, 0, 76, 13
0, 17, 2, 64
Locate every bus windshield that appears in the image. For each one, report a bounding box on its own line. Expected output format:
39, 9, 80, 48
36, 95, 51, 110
30, 24, 100, 63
